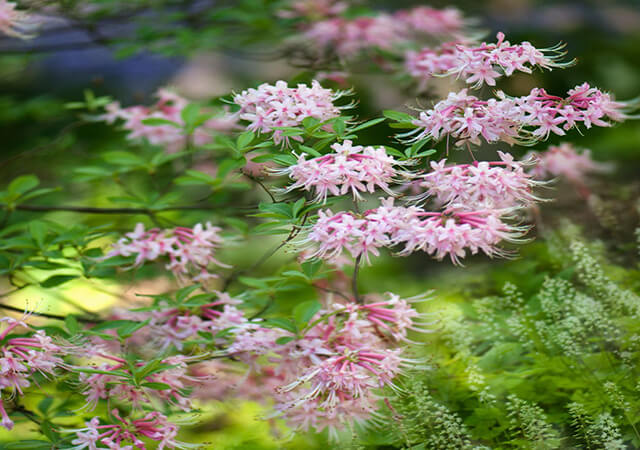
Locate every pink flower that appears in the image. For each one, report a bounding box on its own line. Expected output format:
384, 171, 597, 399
233, 80, 343, 145
303, 6, 466, 58
107, 222, 229, 283
394, 6, 465, 36
0, 318, 65, 430
67, 410, 190, 449
303, 198, 528, 265
418, 152, 542, 209
525, 142, 611, 183
305, 15, 405, 57
0, 1, 37, 39
78, 354, 200, 412
277, 139, 404, 202
359, 292, 432, 341
409, 85, 630, 147
99, 89, 238, 151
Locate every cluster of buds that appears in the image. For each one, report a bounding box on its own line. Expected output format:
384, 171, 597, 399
0, 317, 64, 430
407, 33, 570, 88
418, 151, 541, 209
526, 143, 611, 183
304, 6, 464, 57
233, 80, 343, 145
106, 222, 228, 283
0, 0, 37, 39
276, 140, 404, 202
68, 411, 187, 449
100, 89, 237, 151
78, 354, 197, 412
268, 293, 429, 439
410, 84, 628, 147
305, 198, 527, 265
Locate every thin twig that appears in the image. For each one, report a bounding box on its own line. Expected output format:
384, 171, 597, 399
221, 213, 309, 291
313, 284, 351, 302
352, 254, 362, 304
244, 173, 277, 203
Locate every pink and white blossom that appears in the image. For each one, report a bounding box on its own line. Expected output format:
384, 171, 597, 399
410, 84, 629, 147
276, 139, 404, 202
407, 33, 571, 88
100, 89, 238, 151
0, 317, 65, 430
304, 198, 528, 265
67, 410, 191, 449
525, 142, 611, 183
418, 152, 542, 209
0, 1, 37, 39
233, 80, 343, 145
107, 222, 229, 282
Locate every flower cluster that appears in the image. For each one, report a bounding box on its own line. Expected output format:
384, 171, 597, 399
305, 198, 527, 265
394, 6, 464, 36
418, 151, 541, 209
268, 293, 429, 439
233, 80, 342, 145
411, 84, 628, 147
119, 291, 247, 351
107, 222, 228, 283
101, 89, 237, 151
0, 0, 37, 39
526, 143, 610, 183
407, 33, 570, 88
277, 140, 403, 202
0, 317, 64, 430
305, 6, 465, 57
69, 411, 188, 449
405, 42, 461, 90
78, 354, 197, 411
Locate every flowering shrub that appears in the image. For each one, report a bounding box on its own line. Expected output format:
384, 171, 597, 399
0, 1, 638, 448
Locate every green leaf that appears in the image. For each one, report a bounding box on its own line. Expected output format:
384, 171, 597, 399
140, 117, 180, 127
273, 154, 297, 166
333, 118, 346, 136
116, 319, 151, 339
275, 336, 295, 345
181, 103, 200, 127
8, 175, 39, 196
142, 382, 172, 390
301, 260, 322, 279
383, 110, 415, 123
236, 131, 255, 150
102, 151, 145, 166
37, 397, 54, 414
28, 221, 48, 248
65, 316, 80, 335
176, 284, 201, 303
293, 300, 322, 325
349, 117, 386, 132
40, 274, 78, 288
264, 317, 298, 333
